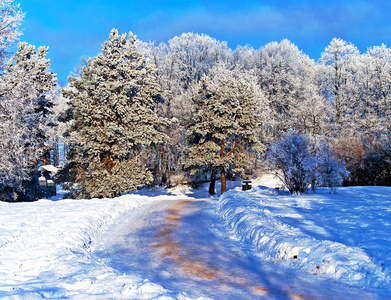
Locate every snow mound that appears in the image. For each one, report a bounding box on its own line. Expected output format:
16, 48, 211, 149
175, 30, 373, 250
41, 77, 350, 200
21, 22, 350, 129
218, 188, 391, 290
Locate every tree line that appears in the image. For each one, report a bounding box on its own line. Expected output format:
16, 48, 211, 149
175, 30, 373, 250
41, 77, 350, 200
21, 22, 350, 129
1, 0, 391, 201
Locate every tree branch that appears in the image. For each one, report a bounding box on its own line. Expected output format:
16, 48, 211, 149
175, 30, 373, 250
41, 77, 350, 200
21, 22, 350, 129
223, 136, 237, 159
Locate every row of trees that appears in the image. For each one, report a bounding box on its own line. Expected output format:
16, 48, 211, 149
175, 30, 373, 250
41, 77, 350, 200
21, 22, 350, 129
138, 34, 391, 195
1, 0, 391, 200
60, 30, 391, 198
141, 35, 391, 143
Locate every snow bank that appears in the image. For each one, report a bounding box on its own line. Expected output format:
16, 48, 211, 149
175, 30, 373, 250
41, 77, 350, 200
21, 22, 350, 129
218, 187, 391, 291
0, 192, 197, 299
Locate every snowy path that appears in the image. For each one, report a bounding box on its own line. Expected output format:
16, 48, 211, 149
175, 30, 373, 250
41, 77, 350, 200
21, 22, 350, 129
93, 198, 380, 299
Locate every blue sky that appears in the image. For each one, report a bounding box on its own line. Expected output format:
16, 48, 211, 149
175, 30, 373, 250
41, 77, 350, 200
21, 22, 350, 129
16, 0, 391, 86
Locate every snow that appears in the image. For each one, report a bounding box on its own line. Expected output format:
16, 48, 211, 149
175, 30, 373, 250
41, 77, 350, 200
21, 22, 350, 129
0, 189, 195, 299
1, 176, 391, 298
218, 175, 391, 295
40, 164, 59, 174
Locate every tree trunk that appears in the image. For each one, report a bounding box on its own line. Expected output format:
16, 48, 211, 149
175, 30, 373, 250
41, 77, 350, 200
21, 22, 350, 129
159, 142, 168, 187
168, 167, 171, 188
209, 171, 216, 195
221, 167, 226, 194
42, 145, 51, 165
220, 138, 226, 194
52, 137, 60, 166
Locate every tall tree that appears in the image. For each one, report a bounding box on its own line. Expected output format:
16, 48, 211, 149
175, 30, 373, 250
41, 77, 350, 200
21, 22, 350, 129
138, 41, 183, 187
0, 42, 57, 201
254, 39, 322, 141
63, 29, 168, 199
185, 63, 262, 194
139, 33, 231, 187
46, 85, 70, 167
0, 0, 23, 68
168, 32, 230, 89
320, 38, 360, 138
231, 45, 255, 70
365, 45, 391, 141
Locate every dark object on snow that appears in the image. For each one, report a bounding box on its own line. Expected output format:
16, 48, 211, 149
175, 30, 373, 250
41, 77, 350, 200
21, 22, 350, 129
242, 180, 252, 191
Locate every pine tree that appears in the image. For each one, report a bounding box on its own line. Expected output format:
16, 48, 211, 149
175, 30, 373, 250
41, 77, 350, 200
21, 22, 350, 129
0, 42, 56, 201
63, 29, 168, 199
185, 64, 261, 194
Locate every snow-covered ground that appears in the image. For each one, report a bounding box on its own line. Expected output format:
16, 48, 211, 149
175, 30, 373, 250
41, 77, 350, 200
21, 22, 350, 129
219, 175, 391, 297
0, 188, 196, 299
1, 176, 391, 299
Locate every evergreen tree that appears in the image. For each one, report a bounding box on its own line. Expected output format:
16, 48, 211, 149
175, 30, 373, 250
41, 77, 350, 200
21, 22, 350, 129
0, 42, 56, 201
185, 64, 261, 194
139, 33, 231, 187
63, 29, 168, 199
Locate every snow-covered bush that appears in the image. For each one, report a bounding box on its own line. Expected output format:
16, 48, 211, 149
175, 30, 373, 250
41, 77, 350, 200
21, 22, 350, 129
267, 134, 315, 194
267, 134, 346, 194
311, 139, 348, 193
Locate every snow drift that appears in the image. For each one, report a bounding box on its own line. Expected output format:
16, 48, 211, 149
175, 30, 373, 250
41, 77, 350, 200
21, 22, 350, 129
218, 186, 391, 291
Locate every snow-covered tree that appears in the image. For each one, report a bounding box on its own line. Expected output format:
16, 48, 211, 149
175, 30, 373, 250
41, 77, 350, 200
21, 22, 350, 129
0, 0, 23, 68
168, 32, 230, 89
46, 85, 70, 167
294, 61, 331, 137
320, 38, 361, 138
231, 45, 255, 70
0, 42, 57, 201
357, 52, 378, 139
185, 63, 262, 194
139, 34, 232, 187
365, 45, 391, 141
63, 29, 168, 199
254, 39, 323, 140
138, 41, 186, 187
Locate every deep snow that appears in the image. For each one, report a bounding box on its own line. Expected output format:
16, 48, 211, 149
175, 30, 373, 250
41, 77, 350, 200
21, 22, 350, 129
0, 176, 390, 299
219, 180, 391, 296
